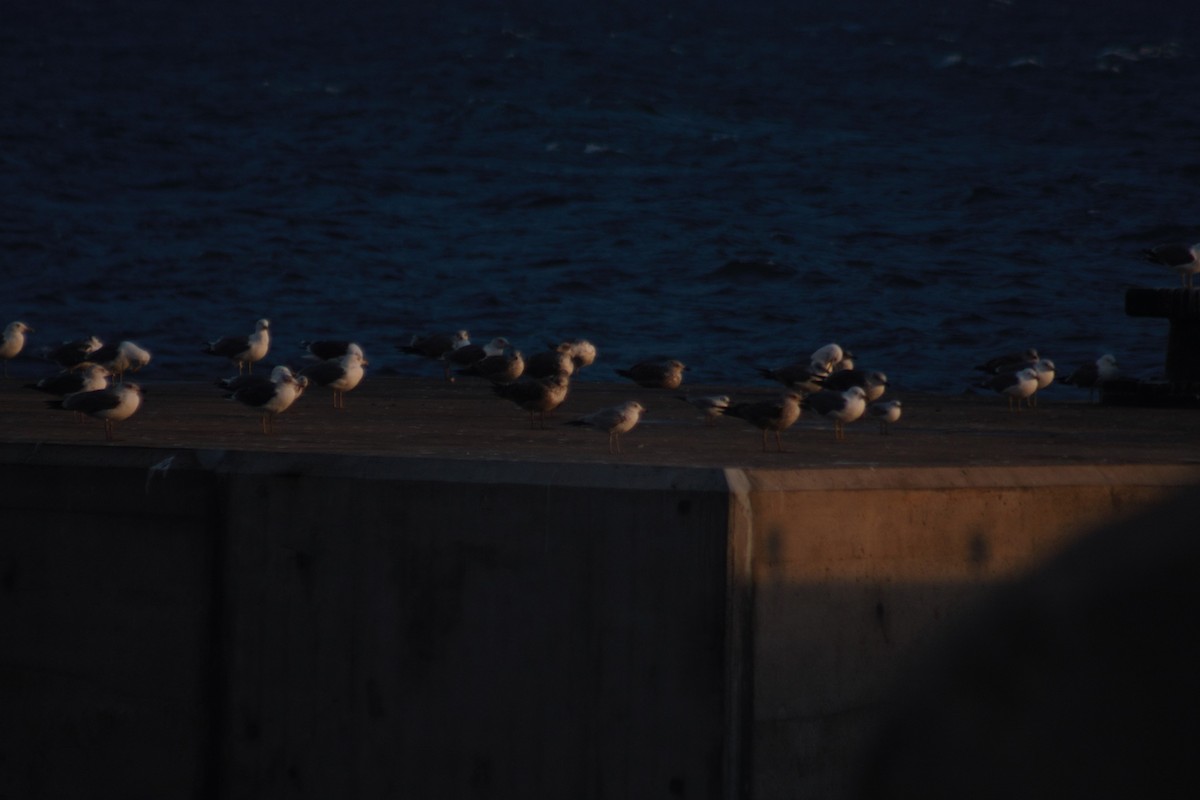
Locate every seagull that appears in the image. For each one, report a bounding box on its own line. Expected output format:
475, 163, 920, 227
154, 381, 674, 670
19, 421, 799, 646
46, 382, 143, 441
524, 343, 576, 380
722, 391, 803, 451
457, 349, 525, 383
299, 348, 368, 409
566, 400, 646, 454
217, 364, 297, 393
26, 363, 111, 396
1, 321, 33, 376
227, 368, 306, 434
676, 393, 731, 426
810, 343, 845, 373
300, 339, 363, 362
616, 359, 686, 389
1029, 358, 1055, 407
1144, 242, 1200, 288
492, 373, 571, 428
818, 369, 889, 402
45, 335, 102, 369
755, 361, 828, 394
868, 399, 902, 435
204, 318, 270, 374
445, 337, 511, 370
978, 367, 1040, 410
803, 385, 868, 440
562, 339, 597, 369
1061, 354, 1119, 401
87, 340, 152, 381
399, 329, 470, 380
974, 348, 1039, 374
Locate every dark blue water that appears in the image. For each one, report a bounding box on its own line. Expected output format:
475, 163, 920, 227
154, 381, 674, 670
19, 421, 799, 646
4, 0, 1199, 391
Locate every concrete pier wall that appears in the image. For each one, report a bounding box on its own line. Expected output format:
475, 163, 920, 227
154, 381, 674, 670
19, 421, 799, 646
1, 443, 1195, 799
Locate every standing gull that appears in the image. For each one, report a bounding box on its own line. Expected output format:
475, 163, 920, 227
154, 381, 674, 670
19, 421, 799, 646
868, 399, 903, 435
803, 385, 868, 440
1144, 242, 1200, 288
616, 359, 686, 390
299, 347, 368, 409
723, 391, 803, 451
1029, 358, 1055, 408
227, 368, 306, 434
979, 367, 1040, 410
204, 318, 271, 374
566, 400, 646, 454
676, 393, 731, 426
493, 373, 571, 428
46, 382, 143, 441
1, 321, 33, 376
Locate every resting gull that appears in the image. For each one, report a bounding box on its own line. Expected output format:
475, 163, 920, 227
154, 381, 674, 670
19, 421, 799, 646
868, 399, 902, 435
445, 337, 510, 370
1, 321, 33, 376
723, 391, 803, 451
46, 382, 143, 441
301, 339, 364, 362
803, 385, 868, 440
27, 363, 111, 397
566, 400, 646, 454
562, 339, 597, 370
1143, 242, 1200, 288
616, 359, 686, 390
978, 367, 1040, 410
676, 393, 731, 426
493, 373, 571, 428
458, 349, 525, 383
217, 364, 297, 393
974, 348, 1039, 374
46, 335, 101, 369
227, 367, 306, 434
300, 349, 368, 409
525, 343, 577, 380
204, 318, 270, 374
810, 343, 845, 373
755, 361, 828, 394
88, 340, 152, 381
399, 329, 470, 380
1061, 353, 1119, 401
818, 369, 889, 402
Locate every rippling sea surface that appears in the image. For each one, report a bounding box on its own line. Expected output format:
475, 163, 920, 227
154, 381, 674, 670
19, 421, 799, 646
4, 0, 1199, 392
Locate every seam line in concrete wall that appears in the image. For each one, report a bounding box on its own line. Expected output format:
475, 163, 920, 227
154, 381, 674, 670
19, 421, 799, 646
723, 467, 755, 800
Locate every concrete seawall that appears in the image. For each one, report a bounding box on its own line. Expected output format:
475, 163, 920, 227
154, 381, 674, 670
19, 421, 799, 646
3, 435, 1196, 799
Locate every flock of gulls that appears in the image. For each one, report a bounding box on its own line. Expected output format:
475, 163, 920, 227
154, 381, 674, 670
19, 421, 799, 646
1, 309, 1128, 453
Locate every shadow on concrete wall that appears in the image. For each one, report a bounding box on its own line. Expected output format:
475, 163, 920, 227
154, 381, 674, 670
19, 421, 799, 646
851, 487, 1200, 799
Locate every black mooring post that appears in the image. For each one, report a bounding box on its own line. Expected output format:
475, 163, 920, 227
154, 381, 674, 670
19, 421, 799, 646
1125, 287, 1200, 385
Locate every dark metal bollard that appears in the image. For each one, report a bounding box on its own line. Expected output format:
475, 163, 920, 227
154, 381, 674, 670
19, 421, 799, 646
1113, 288, 1200, 405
